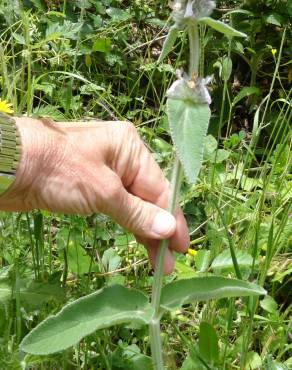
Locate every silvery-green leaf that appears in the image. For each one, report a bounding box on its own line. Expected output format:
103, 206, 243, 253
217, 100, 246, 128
20, 285, 153, 355
160, 276, 266, 311
158, 26, 179, 63
167, 99, 211, 184
200, 17, 247, 38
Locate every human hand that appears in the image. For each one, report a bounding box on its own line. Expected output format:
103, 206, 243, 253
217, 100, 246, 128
0, 118, 189, 273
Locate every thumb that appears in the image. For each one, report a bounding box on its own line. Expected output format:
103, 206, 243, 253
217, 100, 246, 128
104, 182, 176, 239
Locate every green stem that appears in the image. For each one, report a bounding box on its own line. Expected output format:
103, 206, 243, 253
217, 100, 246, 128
188, 21, 199, 76
151, 157, 183, 313
149, 157, 183, 370
149, 20, 200, 370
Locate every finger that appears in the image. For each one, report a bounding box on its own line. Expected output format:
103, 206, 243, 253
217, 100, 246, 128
127, 140, 170, 204
146, 242, 175, 275
135, 219, 189, 276
126, 143, 189, 250
169, 208, 190, 253
136, 209, 189, 254
101, 171, 177, 240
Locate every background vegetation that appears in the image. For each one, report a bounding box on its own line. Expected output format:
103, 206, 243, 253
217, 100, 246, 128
0, 0, 291, 369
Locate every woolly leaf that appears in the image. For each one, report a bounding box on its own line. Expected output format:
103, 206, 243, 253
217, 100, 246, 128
158, 26, 179, 63
21, 285, 153, 355
200, 17, 247, 38
167, 99, 211, 184
160, 276, 266, 311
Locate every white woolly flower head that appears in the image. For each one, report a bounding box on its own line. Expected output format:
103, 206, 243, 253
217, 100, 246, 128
167, 70, 212, 105
170, 0, 215, 27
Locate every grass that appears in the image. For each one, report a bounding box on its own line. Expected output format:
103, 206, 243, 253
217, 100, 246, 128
0, 1, 291, 369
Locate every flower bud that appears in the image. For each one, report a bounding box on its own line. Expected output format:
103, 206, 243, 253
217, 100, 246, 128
170, 0, 216, 27
167, 70, 212, 105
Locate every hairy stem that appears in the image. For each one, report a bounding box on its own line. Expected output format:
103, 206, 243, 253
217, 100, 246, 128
188, 21, 200, 76
149, 20, 200, 370
151, 157, 183, 312
149, 156, 183, 370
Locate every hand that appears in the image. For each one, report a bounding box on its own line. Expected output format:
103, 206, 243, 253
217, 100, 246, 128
0, 118, 189, 273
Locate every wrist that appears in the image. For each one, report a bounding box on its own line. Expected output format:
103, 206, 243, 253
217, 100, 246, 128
0, 117, 66, 211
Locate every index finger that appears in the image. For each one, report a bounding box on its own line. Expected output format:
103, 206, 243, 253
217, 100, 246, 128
128, 140, 170, 204
128, 140, 190, 254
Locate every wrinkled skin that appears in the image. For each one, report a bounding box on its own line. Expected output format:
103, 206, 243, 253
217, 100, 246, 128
0, 118, 189, 274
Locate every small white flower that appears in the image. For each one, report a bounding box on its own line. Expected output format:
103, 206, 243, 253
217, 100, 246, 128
170, 0, 215, 27
167, 70, 212, 105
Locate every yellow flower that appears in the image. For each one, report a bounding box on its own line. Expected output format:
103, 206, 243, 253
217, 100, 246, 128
187, 248, 197, 257
271, 48, 277, 57
0, 98, 14, 114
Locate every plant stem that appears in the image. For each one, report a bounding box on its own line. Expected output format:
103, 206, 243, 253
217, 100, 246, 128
149, 21, 200, 370
151, 157, 183, 313
149, 156, 183, 370
188, 21, 199, 76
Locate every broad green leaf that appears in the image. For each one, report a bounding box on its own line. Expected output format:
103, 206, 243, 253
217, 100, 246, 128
160, 276, 266, 311
200, 17, 247, 38
211, 249, 254, 275
92, 38, 112, 53
194, 250, 211, 272
260, 295, 278, 314
246, 352, 262, 369
199, 322, 219, 364
106, 7, 131, 22
175, 260, 198, 280
264, 13, 283, 27
204, 134, 218, 158
167, 100, 211, 184
102, 247, 121, 272
21, 285, 153, 355
221, 56, 233, 81
12, 33, 25, 45
158, 26, 178, 63
204, 135, 230, 163
58, 229, 97, 275
0, 278, 64, 307
180, 355, 206, 370
119, 343, 153, 370
18, 279, 65, 308
67, 240, 94, 275
232, 86, 260, 106
214, 56, 232, 81
45, 21, 83, 41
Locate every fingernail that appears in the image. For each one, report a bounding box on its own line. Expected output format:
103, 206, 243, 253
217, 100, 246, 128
151, 212, 176, 237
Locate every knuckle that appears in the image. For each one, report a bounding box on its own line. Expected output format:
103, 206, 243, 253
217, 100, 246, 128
124, 199, 149, 235
123, 120, 136, 132
122, 121, 139, 139
99, 177, 123, 212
